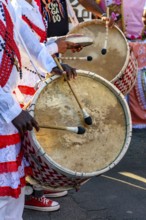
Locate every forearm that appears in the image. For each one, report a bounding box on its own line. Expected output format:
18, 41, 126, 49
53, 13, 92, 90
78, 0, 104, 17
45, 38, 59, 55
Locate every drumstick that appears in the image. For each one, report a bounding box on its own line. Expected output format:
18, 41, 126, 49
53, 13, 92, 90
53, 56, 92, 125
40, 125, 86, 134
23, 101, 31, 110
60, 56, 93, 61
101, 7, 109, 55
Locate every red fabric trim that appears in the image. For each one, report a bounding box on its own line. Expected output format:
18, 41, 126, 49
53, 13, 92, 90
0, 133, 21, 148
0, 27, 13, 87
0, 176, 26, 198
22, 15, 47, 43
18, 85, 36, 96
0, 3, 22, 87
0, 167, 32, 198
20, 103, 24, 108
35, 0, 42, 13
25, 167, 33, 176
4, 5, 21, 66
0, 149, 24, 174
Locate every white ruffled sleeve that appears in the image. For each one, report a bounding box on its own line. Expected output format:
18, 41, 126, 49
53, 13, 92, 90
0, 86, 22, 124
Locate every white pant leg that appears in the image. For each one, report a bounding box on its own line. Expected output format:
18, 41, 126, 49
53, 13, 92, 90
0, 196, 10, 220
0, 188, 25, 220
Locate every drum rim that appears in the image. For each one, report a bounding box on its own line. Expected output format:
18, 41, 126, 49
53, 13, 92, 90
67, 19, 130, 83
29, 70, 132, 178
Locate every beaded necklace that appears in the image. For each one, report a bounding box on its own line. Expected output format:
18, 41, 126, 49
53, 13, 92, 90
0, 1, 22, 87
24, 66, 45, 78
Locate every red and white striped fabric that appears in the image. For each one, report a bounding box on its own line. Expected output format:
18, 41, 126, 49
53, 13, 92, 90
0, 0, 57, 198
0, 0, 31, 198
0, 133, 31, 198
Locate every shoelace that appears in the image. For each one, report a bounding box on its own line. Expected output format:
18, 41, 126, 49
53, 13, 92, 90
37, 196, 52, 205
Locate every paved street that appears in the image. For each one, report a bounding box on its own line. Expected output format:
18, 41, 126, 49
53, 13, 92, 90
24, 129, 146, 220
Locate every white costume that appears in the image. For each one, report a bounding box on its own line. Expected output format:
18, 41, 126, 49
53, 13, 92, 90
12, 0, 60, 104
0, 0, 57, 219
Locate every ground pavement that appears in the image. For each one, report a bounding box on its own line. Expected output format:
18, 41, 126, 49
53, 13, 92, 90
24, 129, 146, 220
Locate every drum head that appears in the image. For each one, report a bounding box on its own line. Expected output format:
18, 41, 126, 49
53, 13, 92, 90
62, 20, 130, 82
33, 71, 131, 176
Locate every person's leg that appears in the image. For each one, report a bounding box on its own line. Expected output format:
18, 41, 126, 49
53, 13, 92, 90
0, 197, 10, 220
33, 185, 68, 198
24, 184, 60, 211
5, 188, 25, 220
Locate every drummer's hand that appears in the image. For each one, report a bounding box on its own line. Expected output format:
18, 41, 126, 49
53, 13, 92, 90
61, 63, 77, 80
12, 110, 39, 138
56, 38, 68, 54
65, 34, 84, 52
56, 39, 83, 53
108, 17, 115, 28
51, 66, 63, 76
101, 16, 114, 28
51, 65, 77, 80
66, 42, 83, 53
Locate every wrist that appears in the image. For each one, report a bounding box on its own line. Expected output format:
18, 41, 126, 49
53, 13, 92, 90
101, 13, 107, 18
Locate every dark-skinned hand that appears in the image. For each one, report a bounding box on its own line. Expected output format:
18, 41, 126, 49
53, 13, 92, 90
61, 63, 77, 80
12, 110, 39, 138
51, 64, 77, 80
56, 38, 83, 54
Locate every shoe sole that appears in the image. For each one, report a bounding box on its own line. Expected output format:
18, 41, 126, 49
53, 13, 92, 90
24, 204, 60, 212
44, 191, 68, 198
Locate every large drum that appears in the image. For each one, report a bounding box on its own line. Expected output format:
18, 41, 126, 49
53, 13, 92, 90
62, 20, 138, 95
23, 70, 132, 191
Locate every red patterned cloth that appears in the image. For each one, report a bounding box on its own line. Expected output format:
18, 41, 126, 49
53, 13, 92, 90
0, 3, 21, 87
18, 85, 36, 96
0, 1, 31, 198
35, 0, 42, 12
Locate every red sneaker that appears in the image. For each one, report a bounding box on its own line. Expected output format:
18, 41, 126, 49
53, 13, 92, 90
25, 196, 60, 212
43, 190, 68, 198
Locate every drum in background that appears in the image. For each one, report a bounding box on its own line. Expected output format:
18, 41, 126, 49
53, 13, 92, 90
22, 70, 132, 191
135, 68, 146, 110
61, 19, 138, 95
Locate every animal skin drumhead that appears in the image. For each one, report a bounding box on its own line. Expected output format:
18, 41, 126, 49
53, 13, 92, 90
62, 20, 129, 81
33, 72, 130, 174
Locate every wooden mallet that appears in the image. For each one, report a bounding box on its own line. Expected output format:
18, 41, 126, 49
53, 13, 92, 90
53, 56, 92, 125
40, 125, 86, 134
